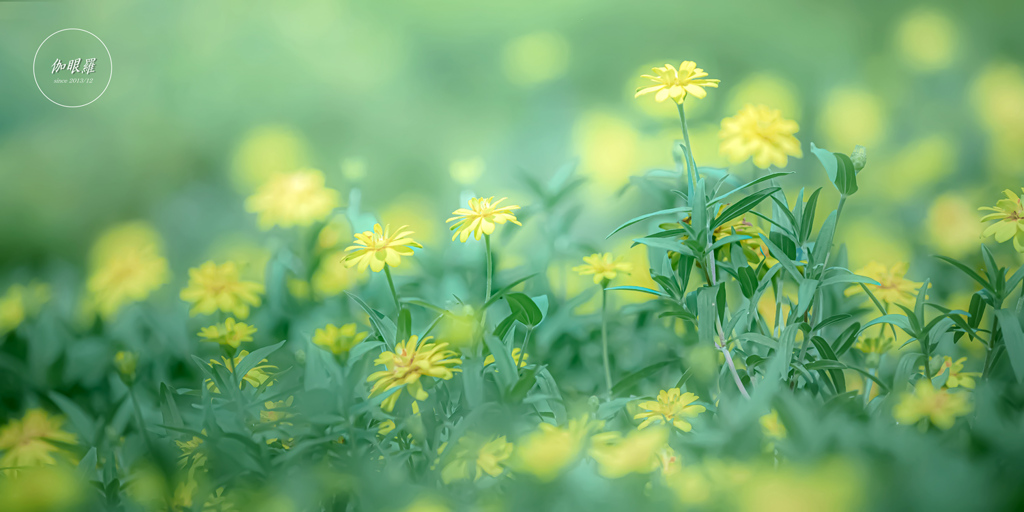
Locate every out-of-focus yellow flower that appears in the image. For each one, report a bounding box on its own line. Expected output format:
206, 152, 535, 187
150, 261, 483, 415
634, 388, 706, 431
484, 348, 528, 369
311, 323, 367, 355
0, 409, 77, 475
377, 419, 396, 437
588, 427, 668, 479
316, 216, 353, 253
719, 104, 802, 169
574, 110, 640, 192
449, 158, 485, 185
845, 261, 921, 308
440, 435, 514, 483
260, 396, 294, 424
895, 8, 957, 71
819, 88, 887, 150
180, 261, 264, 319
438, 304, 480, 349
925, 194, 982, 258
197, 317, 257, 349
656, 446, 683, 476
735, 460, 863, 512
663, 213, 774, 269
725, 73, 802, 122
927, 356, 981, 389
635, 61, 720, 103
114, 351, 138, 380
380, 194, 442, 250
501, 32, 570, 87
513, 416, 603, 481
572, 253, 632, 285
980, 188, 1024, 253
245, 169, 341, 230
0, 282, 49, 336
311, 250, 365, 298
367, 335, 461, 412
402, 495, 451, 512
665, 459, 755, 507
341, 157, 367, 182
207, 351, 275, 391
86, 222, 170, 319
343, 224, 422, 273
760, 409, 786, 440
893, 379, 971, 429
0, 465, 86, 512
230, 125, 309, 191
970, 63, 1024, 178
447, 197, 522, 242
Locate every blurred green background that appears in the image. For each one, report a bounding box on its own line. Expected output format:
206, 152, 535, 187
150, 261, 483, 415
1, 0, 1023, 273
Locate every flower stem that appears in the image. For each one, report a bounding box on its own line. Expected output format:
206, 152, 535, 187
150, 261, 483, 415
484, 234, 493, 303
676, 102, 698, 177
383, 264, 400, 312
601, 285, 613, 398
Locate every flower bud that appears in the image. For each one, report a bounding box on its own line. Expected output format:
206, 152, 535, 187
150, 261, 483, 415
851, 145, 867, 171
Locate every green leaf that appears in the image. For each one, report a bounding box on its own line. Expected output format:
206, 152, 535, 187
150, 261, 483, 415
483, 274, 539, 308
795, 278, 819, 318
809, 335, 845, 393
612, 360, 675, 396
234, 340, 286, 384
396, 307, 412, 344
605, 285, 669, 298
506, 292, 543, 326
711, 187, 781, 230
710, 172, 792, 205
484, 333, 518, 392
49, 391, 97, 443
757, 234, 803, 281
799, 188, 822, 243
810, 143, 839, 184
834, 153, 859, 195
994, 309, 1024, 383
606, 206, 692, 239
347, 292, 397, 346
820, 269, 879, 288
810, 211, 837, 273
935, 256, 992, 293
833, 322, 862, 357
697, 285, 720, 346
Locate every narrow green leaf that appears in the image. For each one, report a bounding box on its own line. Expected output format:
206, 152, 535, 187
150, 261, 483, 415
606, 206, 692, 239
612, 360, 674, 396
994, 309, 1024, 383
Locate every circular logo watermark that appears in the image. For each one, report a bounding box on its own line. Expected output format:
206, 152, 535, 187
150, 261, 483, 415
33, 28, 112, 108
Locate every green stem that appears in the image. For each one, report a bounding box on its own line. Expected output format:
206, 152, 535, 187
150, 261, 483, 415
601, 285, 613, 398
676, 102, 698, 178
383, 265, 400, 312
517, 326, 533, 377
127, 385, 153, 449
484, 234, 493, 303
863, 368, 875, 406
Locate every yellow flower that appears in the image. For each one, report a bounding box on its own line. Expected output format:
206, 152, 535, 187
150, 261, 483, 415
207, 350, 275, 391
85, 222, 170, 319
175, 435, 206, 469
244, 169, 341, 230
513, 415, 603, 481
311, 323, 368, 355
0, 409, 77, 475
180, 261, 264, 319
719, 104, 803, 169
114, 351, 138, 380
635, 61, 720, 103
377, 420, 397, 437
366, 335, 462, 412
311, 250, 364, 298
634, 388, 706, 431
979, 188, 1024, 253
439, 435, 514, 483
343, 224, 422, 273
588, 427, 668, 479
844, 261, 921, 308
0, 283, 49, 336
197, 318, 257, 349
759, 409, 786, 453
854, 336, 894, 368
572, 253, 633, 284
260, 396, 294, 424
893, 380, 972, 430
446, 197, 522, 242
663, 213, 774, 269
483, 347, 529, 369
928, 356, 981, 389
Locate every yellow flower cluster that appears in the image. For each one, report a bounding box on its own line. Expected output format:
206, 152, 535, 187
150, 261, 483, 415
446, 197, 521, 242
207, 350, 276, 391
845, 261, 922, 308
719, 104, 803, 169
438, 435, 514, 483
0, 282, 49, 336
893, 380, 972, 430
198, 317, 257, 349
244, 169, 341, 230
344, 224, 422, 273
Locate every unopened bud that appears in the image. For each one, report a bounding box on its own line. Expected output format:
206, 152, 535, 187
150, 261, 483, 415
851, 145, 867, 172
